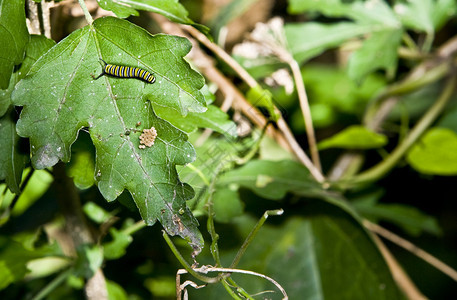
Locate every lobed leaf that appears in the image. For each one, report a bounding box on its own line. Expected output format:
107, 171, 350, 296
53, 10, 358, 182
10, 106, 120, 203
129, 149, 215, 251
154, 104, 237, 137
97, 0, 209, 34
12, 17, 206, 251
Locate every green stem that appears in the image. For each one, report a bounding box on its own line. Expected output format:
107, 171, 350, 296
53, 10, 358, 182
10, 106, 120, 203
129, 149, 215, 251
78, 0, 94, 25
9, 168, 34, 211
207, 202, 222, 267
402, 32, 419, 52
221, 279, 244, 300
385, 62, 449, 96
225, 278, 255, 300
122, 220, 146, 236
352, 75, 456, 184
364, 62, 450, 125
31, 267, 73, 300
236, 121, 270, 165
186, 163, 211, 186
162, 231, 218, 284
230, 209, 284, 269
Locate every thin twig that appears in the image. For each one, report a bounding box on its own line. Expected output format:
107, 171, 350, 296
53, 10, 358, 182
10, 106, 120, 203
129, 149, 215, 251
368, 229, 428, 300
41, 0, 54, 38
9, 169, 34, 212
53, 162, 108, 300
276, 111, 325, 183
26, 0, 41, 35
365, 220, 457, 282
183, 26, 258, 89
288, 59, 322, 172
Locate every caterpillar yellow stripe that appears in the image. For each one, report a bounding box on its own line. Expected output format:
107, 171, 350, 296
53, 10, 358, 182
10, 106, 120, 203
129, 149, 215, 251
93, 59, 155, 83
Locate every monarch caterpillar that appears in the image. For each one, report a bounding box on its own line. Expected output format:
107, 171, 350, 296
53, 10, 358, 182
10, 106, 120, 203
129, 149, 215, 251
93, 59, 155, 83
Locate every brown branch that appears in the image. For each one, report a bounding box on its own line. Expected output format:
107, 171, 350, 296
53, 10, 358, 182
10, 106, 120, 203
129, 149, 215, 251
53, 162, 108, 300
26, 0, 41, 35
369, 231, 428, 300
365, 220, 457, 282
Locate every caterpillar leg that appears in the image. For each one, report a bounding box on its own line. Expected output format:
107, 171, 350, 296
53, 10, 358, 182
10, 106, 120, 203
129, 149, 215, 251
92, 58, 108, 80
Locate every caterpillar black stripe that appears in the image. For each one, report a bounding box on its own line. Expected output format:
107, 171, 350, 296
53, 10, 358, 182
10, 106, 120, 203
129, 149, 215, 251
93, 59, 155, 83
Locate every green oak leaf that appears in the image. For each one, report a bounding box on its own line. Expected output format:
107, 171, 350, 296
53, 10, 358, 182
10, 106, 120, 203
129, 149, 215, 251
318, 125, 388, 150
97, 0, 209, 34
0, 0, 29, 89
154, 104, 237, 137
12, 17, 205, 251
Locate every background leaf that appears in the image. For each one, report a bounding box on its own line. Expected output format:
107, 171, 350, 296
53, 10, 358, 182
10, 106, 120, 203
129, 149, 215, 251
318, 125, 388, 150
288, 0, 402, 82
288, 0, 400, 26
190, 206, 401, 299
0, 0, 29, 89
352, 192, 441, 236
212, 188, 244, 223
12, 17, 205, 250
0, 110, 26, 194
348, 29, 402, 83
217, 159, 325, 200
285, 22, 373, 65
407, 127, 457, 175
0, 35, 55, 193
0, 234, 60, 290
